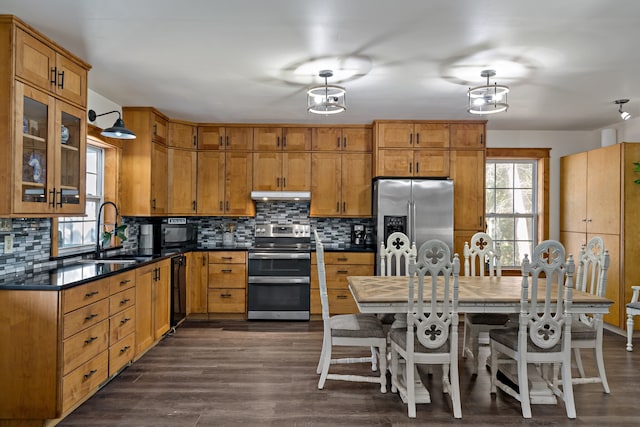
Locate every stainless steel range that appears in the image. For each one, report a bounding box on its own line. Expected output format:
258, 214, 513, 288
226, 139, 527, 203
247, 223, 311, 320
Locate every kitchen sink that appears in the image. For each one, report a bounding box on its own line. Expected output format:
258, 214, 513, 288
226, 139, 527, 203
76, 255, 155, 265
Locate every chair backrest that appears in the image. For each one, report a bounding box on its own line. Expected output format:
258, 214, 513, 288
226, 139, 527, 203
379, 231, 417, 276
313, 229, 331, 321
519, 240, 575, 351
575, 236, 610, 326
406, 239, 460, 351
464, 231, 501, 277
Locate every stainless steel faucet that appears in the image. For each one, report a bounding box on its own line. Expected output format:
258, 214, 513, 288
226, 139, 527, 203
96, 201, 120, 259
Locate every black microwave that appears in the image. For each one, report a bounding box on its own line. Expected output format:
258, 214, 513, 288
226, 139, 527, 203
152, 223, 197, 253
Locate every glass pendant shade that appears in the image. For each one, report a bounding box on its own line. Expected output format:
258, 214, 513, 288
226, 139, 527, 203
307, 70, 346, 115
467, 70, 509, 115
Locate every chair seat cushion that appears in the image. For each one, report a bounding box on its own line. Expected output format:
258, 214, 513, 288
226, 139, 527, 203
466, 313, 510, 325
330, 313, 386, 338
627, 302, 640, 310
389, 327, 450, 353
571, 319, 596, 340
489, 327, 562, 352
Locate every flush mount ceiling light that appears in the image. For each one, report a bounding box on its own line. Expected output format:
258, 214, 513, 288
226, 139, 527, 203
307, 70, 346, 115
88, 110, 136, 139
467, 69, 510, 115
615, 99, 631, 121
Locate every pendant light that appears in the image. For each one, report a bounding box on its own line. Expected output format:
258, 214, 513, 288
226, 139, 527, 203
467, 70, 509, 115
88, 110, 136, 139
307, 70, 347, 115
615, 99, 631, 121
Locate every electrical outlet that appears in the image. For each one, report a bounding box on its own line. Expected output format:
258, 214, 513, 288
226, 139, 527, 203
0, 218, 11, 232
4, 234, 13, 254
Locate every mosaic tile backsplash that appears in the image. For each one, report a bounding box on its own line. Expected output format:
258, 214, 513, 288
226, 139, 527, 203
0, 201, 373, 274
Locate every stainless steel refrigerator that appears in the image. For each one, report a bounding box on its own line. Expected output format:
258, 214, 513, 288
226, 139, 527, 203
373, 178, 454, 274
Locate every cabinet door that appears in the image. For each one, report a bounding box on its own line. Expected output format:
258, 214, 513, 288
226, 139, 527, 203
187, 252, 209, 314
253, 127, 282, 150
15, 29, 56, 93
168, 148, 197, 214
135, 265, 154, 356
154, 261, 171, 339
55, 53, 87, 106
560, 152, 587, 233
312, 128, 342, 151
414, 123, 449, 148
342, 153, 371, 217
450, 123, 485, 148
169, 122, 197, 149
13, 82, 55, 214
197, 126, 224, 150
283, 152, 311, 191
225, 151, 254, 216
450, 149, 485, 230
55, 99, 86, 214
197, 151, 225, 215
150, 143, 168, 214
253, 151, 281, 191
376, 149, 413, 177
375, 123, 413, 148
311, 152, 341, 216
283, 127, 311, 151
342, 127, 372, 152
225, 127, 253, 150
587, 145, 621, 235
414, 149, 450, 177
152, 115, 168, 145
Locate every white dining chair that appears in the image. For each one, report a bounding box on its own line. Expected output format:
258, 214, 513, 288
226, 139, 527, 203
314, 230, 387, 393
389, 239, 462, 419
626, 287, 640, 351
490, 240, 576, 419
379, 231, 416, 277
569, 237, 610, 393
462, 232, 509, 375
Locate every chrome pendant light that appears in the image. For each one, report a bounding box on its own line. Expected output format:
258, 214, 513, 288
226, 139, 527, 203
88, 110, 137, 139
467, 70, 509, 115
307, 70, 346, 115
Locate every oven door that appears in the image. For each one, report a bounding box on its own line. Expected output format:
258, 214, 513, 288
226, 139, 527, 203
247, 276, 310, 320
248, 251, 311, 276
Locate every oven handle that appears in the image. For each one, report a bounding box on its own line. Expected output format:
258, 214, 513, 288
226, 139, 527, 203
248, 276, 310, 285
248, 252, 311, 260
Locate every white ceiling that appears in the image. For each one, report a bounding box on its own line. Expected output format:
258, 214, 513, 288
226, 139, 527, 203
3, 0, 640, 130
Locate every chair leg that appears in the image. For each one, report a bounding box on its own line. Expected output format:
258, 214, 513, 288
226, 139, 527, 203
316, 334, 329, 374
490, 342, 498, 394
561, 359, 577, 419
370, 346, 378, 371
471, 327, 480, 375
377, 344, 387, 393
462, 320, 469, 359
406, 358, 417, 418
594, 342, 610, 393
517, 357, 532, 418
317, 340, 332, 389
390, 346, 398, 393
627, 313, 635, 352
449, 361, 462, 419
573, 348, 586, 378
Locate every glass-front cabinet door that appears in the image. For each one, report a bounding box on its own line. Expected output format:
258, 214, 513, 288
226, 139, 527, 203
55, 101, 85, 214
14, 81, 85, 215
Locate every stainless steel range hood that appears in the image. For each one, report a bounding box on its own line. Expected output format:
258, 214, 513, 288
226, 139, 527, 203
251, 191, 311, 201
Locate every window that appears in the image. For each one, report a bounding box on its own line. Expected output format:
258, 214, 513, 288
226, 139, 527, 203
58, 145, 104, 254
485, 160, 538, 268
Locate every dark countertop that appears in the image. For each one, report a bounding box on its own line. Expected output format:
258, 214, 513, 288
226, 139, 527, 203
316, 244, 376, 253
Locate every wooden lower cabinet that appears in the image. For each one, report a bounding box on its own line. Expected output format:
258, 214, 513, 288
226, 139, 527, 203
207, 251, 247, 314
311, 251, 374, 315
187, 251, 209, 314
135, 259, 170, 356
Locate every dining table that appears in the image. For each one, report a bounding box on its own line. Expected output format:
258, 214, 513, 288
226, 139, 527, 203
347, 274, 613, 405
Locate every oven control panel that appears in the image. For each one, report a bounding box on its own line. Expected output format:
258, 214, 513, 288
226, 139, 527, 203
254, 224, 310, 238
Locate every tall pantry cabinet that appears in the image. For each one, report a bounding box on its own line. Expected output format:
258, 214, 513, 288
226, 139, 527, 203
560, 142, 640, 329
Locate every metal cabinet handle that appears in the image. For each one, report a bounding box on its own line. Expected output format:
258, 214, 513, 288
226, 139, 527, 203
277, 136, 280, 147
120, 345, 131, 354
342, 202, 346, 212
219, 136, 223, 148
276, 177, 280, 187
202, 255, 206, 266
343, 137, 347, 148
283, 177, 286, 188
120, 317, 131, 324
153, 123, 157, 136
84, 336, 98, 345
193, 200, 197, 211
85, 291, 100, 297
416, 162, 419, 173
416, 133, 420, 145
120, 298, 131, 305
221, 269, 233, 273
57, 70, 65, 88
409, 133, 413, 145
49, 188, 56, 207
83, 369, 98, 379
337, 137, 341, 148
84, 313, 99, 321
193, 135, 197, 147
337, 257, 348, 261
221, 256, 233, 260
221, 293, 232, 298
337, 270, 349, 274
336, 295, 348, 299
50, 67, 57, 84
120, 279, 131, 285
226, 136, 230, 147
283, 136, 287, 147
56, 189, 63, 207
336, 202, 340, 213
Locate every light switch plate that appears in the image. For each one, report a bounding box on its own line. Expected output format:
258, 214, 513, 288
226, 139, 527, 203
0, 218, 11, 232
4, 234, 13, 254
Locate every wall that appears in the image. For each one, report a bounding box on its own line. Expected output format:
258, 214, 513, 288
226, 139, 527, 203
487, 129, 601, 240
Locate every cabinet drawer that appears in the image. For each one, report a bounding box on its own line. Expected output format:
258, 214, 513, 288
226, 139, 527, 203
316, 252, 374, 265
63, 320, 109, 375
328, 290, 358, 314
109, 287, 136, 315
324, 264, 373, 289
109, 332, 135, 377
207, 289, 246, 313
209, 267, 246, 288
62, 351, 108, 413
63, 279, 110, 314
209, 251, 246, 264
63, 298, 110, 339
109, 306, 136, 343
109, 270, 135, 294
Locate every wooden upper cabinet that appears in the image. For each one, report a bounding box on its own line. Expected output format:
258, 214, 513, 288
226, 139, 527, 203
312, 127, 372, 152
560, 152, 587, 234
196, 151, 225, 215
450, 123, 485, 148
15, 27, 88, 107
198, 126, 253, 150
168, 147, 197, 214
253, 152, 310, 191
375, 122, 449, 148
253, 127, 311, 151
168, 121, 196, 149
376, 149, 449, 177
450, 149, 485, 231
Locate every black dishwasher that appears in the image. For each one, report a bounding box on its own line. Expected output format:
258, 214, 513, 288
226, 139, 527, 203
171, 254, 187, 328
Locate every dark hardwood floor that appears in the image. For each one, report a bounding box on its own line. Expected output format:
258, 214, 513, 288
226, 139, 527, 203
59, 320, 639, 426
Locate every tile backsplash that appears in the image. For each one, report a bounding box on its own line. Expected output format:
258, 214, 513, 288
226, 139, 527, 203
0, 201, 373, 274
